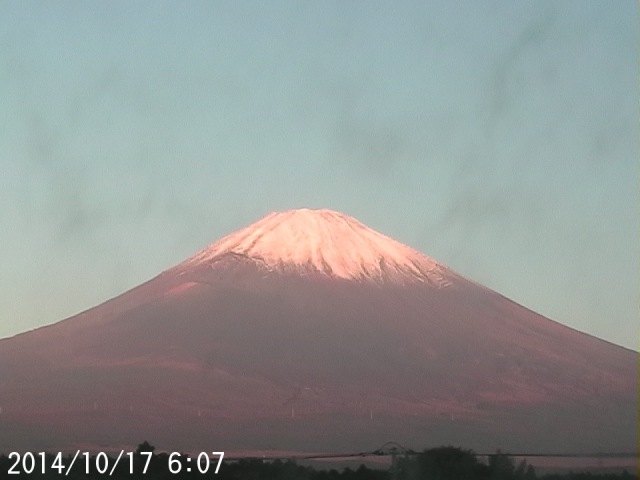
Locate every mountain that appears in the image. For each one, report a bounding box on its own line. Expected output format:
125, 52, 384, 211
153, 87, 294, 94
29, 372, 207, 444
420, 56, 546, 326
0, 209, 636, 455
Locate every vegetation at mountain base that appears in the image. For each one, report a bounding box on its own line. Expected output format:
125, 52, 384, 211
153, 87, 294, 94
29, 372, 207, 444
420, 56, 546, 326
0, 443, 635, 479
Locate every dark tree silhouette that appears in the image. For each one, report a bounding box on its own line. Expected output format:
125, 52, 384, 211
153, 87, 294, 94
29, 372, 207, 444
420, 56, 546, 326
397, 446, 490, 480
135, 440, 156, 454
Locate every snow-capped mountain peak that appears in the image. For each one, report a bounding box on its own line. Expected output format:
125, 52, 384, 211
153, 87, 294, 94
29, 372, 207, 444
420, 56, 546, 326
178, 209, 452, 286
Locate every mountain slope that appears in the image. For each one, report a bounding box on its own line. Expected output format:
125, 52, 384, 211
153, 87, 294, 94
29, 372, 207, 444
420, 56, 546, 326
0, 209, 636, 455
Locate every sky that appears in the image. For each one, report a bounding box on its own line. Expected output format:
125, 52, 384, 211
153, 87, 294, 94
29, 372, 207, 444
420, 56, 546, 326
1, 1, 637, 350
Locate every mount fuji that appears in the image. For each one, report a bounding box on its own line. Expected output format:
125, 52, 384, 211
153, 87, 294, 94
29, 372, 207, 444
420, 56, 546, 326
0, 209, 636, 455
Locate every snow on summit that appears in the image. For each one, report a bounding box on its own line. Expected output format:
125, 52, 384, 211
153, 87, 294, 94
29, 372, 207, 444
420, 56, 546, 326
179, 209, 453, 286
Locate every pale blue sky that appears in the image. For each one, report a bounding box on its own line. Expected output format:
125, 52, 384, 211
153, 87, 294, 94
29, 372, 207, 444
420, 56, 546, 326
1, 1, 638, 349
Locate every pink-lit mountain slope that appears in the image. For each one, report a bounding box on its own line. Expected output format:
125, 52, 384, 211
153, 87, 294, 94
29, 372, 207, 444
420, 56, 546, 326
0, 209, 636, 455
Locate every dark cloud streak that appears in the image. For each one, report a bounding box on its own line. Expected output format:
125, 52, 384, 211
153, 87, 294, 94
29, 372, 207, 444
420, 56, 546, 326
436, 7, 559, 248
488, 7, 557, 121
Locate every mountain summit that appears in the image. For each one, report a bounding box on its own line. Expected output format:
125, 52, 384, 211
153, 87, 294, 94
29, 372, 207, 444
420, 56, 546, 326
177, 209, 452, 286
0, 209, 636, 456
